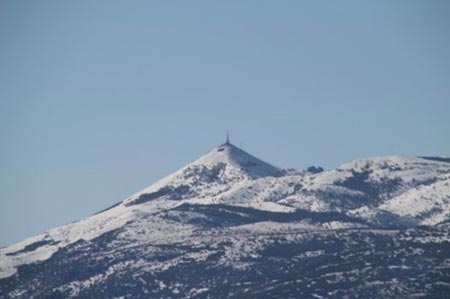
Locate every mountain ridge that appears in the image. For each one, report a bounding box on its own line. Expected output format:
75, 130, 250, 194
1, 143, 449, 298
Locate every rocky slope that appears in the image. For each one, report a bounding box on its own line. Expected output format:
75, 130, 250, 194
1, 142, 449, 298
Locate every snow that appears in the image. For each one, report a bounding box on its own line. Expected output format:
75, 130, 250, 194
188, 287, 209, 297
0, 242, 56, 279
1, 142, 450, 280
378, 177, 450, 225
124, 143, 283, 204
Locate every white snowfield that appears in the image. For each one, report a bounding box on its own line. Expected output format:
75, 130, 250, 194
378, 178, 450, 225
1, 143, 449, 279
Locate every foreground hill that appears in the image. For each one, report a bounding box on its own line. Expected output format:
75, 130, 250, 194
1, 142, 449, 298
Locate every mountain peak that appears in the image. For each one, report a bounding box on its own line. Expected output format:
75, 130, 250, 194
124, 142, 283, 205
192, 142, 283, 178
3, 147, 450, 298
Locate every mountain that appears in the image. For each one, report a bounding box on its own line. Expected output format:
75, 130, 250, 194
1, 142, 450, 298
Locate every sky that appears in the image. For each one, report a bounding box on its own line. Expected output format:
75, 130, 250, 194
1, 1, 449, 246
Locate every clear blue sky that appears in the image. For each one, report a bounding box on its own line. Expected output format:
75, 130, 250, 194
1, 1, 449, 246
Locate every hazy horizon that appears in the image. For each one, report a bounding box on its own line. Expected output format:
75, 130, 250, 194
1, 1, 449, 246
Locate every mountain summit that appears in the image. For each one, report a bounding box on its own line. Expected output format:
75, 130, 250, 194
1, 144, 450, 298
124, 142, 283, 206
189, 142, 283, 178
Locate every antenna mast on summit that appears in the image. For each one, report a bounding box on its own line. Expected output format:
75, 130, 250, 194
226, 130, 230, 144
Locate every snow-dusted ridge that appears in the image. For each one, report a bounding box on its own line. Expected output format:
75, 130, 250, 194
1, 142, 449, 284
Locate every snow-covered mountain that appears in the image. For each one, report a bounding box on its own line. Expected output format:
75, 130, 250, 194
1, 142, 449, 298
